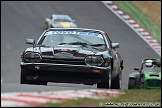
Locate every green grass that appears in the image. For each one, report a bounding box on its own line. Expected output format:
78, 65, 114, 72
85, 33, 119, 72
31, 89, 161, 107
113, 1, 161, 45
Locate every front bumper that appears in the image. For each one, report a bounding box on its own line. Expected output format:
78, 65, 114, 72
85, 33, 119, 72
20, 62, 111, 84
144, 79, 161, 89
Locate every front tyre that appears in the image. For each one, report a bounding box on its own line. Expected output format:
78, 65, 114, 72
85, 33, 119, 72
111, 69, 122, 89
128, 78, 136, 89
97, 71, 111, 89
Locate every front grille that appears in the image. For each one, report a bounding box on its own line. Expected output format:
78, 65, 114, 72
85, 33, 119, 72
41, 58, 86, 65
149, 74, 159, 77
146, 80, 161, 87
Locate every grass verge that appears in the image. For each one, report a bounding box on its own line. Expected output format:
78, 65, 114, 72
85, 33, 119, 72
113, 1, 161, 45
33, 89, 161, 107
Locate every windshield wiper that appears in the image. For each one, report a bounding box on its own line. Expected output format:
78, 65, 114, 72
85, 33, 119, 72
90, 44, 105, 46
59, 41, 89, 46
59, 43, 68, 45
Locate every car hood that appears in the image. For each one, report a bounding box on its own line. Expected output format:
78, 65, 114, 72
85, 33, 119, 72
52, 22, 77, 28
25, 45, 108, 59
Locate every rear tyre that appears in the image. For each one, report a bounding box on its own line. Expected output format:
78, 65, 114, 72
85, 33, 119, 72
128, 78, 136, 89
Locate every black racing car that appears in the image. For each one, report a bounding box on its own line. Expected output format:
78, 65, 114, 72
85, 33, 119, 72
20, 28, 124, 89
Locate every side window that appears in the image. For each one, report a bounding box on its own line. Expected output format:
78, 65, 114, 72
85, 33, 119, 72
104, 33, 112, 48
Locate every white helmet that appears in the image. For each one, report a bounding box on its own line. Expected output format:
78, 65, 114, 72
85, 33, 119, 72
145, 60, 153, 67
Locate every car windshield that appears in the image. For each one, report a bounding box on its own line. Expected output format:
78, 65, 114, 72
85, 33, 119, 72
38, 30, 106, 47
54, 19, 72, 22
53, 16, 72, 22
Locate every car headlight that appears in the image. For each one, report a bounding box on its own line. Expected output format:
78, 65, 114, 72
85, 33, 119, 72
85, 55, 104, 66
24, 52, 42, 63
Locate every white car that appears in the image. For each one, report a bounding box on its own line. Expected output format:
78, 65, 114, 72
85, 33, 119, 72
44, 14, 77, 29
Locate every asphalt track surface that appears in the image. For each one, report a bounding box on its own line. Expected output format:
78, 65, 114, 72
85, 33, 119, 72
1, 1, 160, 92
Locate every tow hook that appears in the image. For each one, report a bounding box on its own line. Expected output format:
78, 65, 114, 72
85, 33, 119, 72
34, 75, 38, 80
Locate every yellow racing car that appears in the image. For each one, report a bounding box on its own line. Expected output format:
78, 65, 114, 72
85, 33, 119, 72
44, 14, 77, 29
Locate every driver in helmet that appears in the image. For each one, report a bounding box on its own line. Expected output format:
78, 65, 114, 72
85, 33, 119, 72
145, 60, 153, 67
143, 59, 154, 72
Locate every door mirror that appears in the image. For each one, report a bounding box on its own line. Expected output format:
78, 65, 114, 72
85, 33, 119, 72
134, 67, 139, 71
112, 43, 119, 48
26, 38, 35, 45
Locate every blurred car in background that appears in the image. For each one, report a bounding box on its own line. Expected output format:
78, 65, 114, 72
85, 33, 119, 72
44, 14, 77, 29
